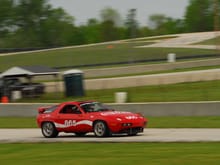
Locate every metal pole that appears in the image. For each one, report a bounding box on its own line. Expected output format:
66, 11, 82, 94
214, 0, 220, 52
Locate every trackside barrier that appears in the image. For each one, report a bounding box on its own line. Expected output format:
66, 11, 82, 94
1, 102, 220, 117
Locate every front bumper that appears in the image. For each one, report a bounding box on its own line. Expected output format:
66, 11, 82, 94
119, 127, 144, 134
109, 120, 147, 134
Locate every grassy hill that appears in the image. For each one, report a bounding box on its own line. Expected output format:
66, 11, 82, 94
0, 34, 217, 72
1, 32, 220, 103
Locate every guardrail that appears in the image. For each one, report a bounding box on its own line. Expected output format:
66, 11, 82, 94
1, 101, 220, 117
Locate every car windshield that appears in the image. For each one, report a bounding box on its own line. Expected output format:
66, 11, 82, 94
80, 102, 111, 113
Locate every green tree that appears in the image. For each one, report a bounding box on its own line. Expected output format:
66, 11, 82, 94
184, 0, 217, 32
99, 7, 121, 41
0, 0, 15, 37
125, 9, 138, 38
100, 7, 122, 27
138, 26, 153, 37
100, 20, 119, 41
81, 18, 102, 44
149, 14, 185, 35
38, 7, 76, 47
149, 14, 168, 29
2, 0, 77, 48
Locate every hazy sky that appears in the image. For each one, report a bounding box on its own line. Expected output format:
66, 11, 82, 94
49, 0, 189, 26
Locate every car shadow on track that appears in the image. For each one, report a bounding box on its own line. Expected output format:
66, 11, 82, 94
56, 133, 143, 138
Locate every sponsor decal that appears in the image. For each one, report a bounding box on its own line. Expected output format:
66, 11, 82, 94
125, 116, 138, 120
101, 112, 138, 119
100, 111, 131, 116
54, 120, 93, 128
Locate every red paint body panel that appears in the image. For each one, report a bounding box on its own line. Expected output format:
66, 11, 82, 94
36, 101, 147, 136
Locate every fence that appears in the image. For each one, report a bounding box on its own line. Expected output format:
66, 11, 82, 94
1, 101, 220, 117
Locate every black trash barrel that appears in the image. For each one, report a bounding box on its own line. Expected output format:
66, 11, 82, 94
63, 69, 85, 97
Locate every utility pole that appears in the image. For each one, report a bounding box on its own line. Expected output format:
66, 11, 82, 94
214, 0, 220, 52
214, 0, 219, 32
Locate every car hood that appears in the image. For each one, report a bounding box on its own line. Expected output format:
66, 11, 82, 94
98, 111, 142, 120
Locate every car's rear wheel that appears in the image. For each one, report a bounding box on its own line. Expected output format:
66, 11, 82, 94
93, 121, 109, 137
41, 122, 58, 138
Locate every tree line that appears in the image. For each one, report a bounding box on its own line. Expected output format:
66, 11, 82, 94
0, 0, 219, 49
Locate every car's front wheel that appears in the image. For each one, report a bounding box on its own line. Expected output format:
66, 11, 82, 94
93, 121, 109, 137
41, 122, 58, 138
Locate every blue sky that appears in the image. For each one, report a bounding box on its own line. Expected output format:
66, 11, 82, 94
49, 0, 189, 26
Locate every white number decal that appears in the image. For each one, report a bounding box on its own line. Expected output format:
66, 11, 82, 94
64, 120, 76, 127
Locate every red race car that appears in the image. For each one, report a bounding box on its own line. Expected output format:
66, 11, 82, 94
36, 101, 147, 138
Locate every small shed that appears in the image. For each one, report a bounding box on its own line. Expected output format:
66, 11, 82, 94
0, 66, 59, 78
0, 66, 60, 99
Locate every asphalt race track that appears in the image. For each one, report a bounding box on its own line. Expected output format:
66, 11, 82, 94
1, 128, 220, 143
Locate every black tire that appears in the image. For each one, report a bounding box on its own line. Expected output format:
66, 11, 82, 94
41, 122, 58, 138
93, 121, 109, 137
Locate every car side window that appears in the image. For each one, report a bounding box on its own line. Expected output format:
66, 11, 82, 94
60, 105, 81, 114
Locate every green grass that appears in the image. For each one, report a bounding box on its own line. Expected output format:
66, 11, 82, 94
1, 116, 220, 128
196, 36, 220, 45
1, 143, 220, 165
0, 41, 216, 71
148, 116, 220, 128
89, 65, 220, 79
124, 35, 178, 42
15, 80, 220, 103
32, 62, 220, 80
2, 35, 220, 165
0, 117, 37, 128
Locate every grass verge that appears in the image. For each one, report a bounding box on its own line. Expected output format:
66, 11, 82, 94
88, 64, 220, 79
1, 143, 220, 165
0, 42, 216, 71
1, 116, 220, 128
15, 80, 220, 103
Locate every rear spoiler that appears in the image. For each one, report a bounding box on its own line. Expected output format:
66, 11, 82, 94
38, 107, 50, 114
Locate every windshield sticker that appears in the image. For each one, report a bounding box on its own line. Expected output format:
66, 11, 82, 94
101, 111, 131, 116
